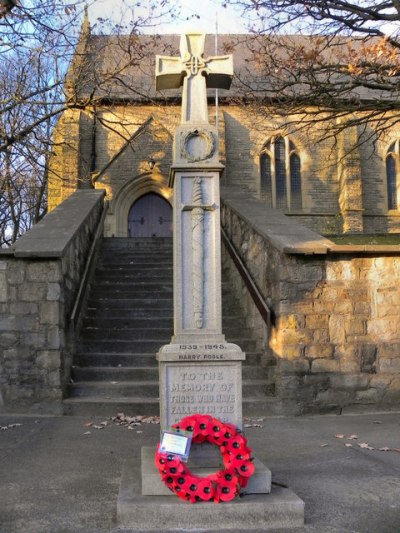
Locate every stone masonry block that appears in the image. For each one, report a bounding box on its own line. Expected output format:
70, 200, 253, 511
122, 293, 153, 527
0, 332, 19, 348
37, 351, 61, 371
383, 378, 400, 403
27, 262, 60, 283
281, 264, 323, 283
378, 343, 400, 359
7, 265, 25, 284
47, 326, 61, 349
355, 388, 379, 403
329, 316, 346, 344
311, 359, 340, 373
368, 318, 399, 342
18, 282, 46, 301
333, 300, 353, 314
0, 316, 17, 331
345, 319, 365, 336
278, 358, 310, 374
39, 302, 60, 325
330, 373, 370, 390
0, 261, 7, 270
305, 314, 329, 330
378, 358, 400, 373
47, 283, 61, 301
0, 272, 8, 302
9, 302, 39, 315
305, 344, 334, 359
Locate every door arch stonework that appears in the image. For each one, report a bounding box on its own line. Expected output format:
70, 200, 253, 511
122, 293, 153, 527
103, 173, 172, 237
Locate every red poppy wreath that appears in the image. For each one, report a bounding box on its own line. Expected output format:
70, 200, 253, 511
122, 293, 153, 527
154, 414, 255, 503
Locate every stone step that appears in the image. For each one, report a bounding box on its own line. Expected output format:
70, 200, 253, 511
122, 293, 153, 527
67, 380, 160, 398
71, 365, 269, 382
65, 236, 276, 418
92, 288, 173, 298
82, 318, 174, 329
84, 308, 174, 319
79, 327, 255, 341
86, 298, 173, 310
77, 340, 168, 354
81, 316, 246, 328
77, 338, 259, 353
74, 352, 159, 367
80, 327, 172, 341
98, 259, 173, 267
63, 397, 160, 416
94, 272, 173, 281
74, 351, 264, 368
102, 237, 172, 248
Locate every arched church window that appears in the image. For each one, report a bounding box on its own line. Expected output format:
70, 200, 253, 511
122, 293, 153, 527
259, 136, 302, 210
386, 142, 398, 210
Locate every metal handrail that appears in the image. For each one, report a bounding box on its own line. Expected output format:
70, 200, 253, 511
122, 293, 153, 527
221, 227, 271, 329
70, 200, 109, 330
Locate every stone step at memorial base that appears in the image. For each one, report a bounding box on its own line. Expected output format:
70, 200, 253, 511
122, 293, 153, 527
63, 237, 276, 417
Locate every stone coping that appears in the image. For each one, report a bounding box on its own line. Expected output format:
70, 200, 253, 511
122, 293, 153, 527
220, 187, 400, 256
1, 190, 105, 259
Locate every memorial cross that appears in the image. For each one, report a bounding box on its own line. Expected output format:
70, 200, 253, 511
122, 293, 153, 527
156, 33, 233, 124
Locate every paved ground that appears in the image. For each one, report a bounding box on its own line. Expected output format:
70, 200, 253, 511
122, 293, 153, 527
0, 411, 399, 532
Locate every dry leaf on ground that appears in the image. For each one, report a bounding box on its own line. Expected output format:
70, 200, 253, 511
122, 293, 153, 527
358, 442, 374, 450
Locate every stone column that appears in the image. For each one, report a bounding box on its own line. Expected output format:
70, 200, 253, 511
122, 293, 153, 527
157, 124, 245, 430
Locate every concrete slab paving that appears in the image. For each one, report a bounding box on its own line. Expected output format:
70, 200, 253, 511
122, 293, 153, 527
0, 412, 399, 532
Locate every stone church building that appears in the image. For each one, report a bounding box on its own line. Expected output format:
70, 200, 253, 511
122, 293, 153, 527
1, 20, 400, 415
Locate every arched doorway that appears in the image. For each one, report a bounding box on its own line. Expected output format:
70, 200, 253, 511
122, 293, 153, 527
128, 193, 172, 238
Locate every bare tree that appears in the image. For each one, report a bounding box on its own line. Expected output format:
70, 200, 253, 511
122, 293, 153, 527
0, 0, 179, 245
221, 1, 400, 141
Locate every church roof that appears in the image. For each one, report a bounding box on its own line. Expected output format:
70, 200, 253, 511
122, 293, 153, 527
71, 33, 398, 105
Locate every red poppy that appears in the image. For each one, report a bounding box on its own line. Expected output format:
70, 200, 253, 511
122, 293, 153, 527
214, 481, 237, 503
226, 435, 248, 454
196, 479, 215, 501
164, 461, 185, 476
196, 415, 212, 436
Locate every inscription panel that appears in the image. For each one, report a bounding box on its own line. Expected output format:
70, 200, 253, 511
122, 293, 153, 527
161, 362, 242, 429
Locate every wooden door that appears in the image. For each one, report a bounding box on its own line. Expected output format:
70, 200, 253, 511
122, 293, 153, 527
128, 193, 172, 237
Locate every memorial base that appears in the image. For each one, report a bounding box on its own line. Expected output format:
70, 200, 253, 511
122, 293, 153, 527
117, 458, 305, 531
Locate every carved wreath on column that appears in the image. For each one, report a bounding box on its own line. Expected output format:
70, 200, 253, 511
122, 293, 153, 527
181, 129, 215, 162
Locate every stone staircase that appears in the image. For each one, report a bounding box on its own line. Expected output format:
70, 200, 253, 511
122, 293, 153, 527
63, 238, 275, 416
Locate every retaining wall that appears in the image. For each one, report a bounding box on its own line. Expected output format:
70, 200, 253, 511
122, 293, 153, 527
0, 190, 105, 413
221, 187, 400, 414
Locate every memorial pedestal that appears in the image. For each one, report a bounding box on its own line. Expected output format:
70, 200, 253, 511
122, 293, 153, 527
117, 458, 305, 531
157, 342, 245, 430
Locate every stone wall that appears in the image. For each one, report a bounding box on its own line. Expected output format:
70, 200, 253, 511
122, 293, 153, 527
0, 190, 105, 413
221, 188, 400, 415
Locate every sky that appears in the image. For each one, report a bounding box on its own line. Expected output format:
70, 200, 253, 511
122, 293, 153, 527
87, 0, 250, 35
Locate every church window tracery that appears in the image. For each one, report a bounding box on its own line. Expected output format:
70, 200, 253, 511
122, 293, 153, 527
386, 142, 398, 210
260, 136, 302, 210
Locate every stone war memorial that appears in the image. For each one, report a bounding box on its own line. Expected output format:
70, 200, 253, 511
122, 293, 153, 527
1, 10, 400, 511
116, 32, 304, 530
